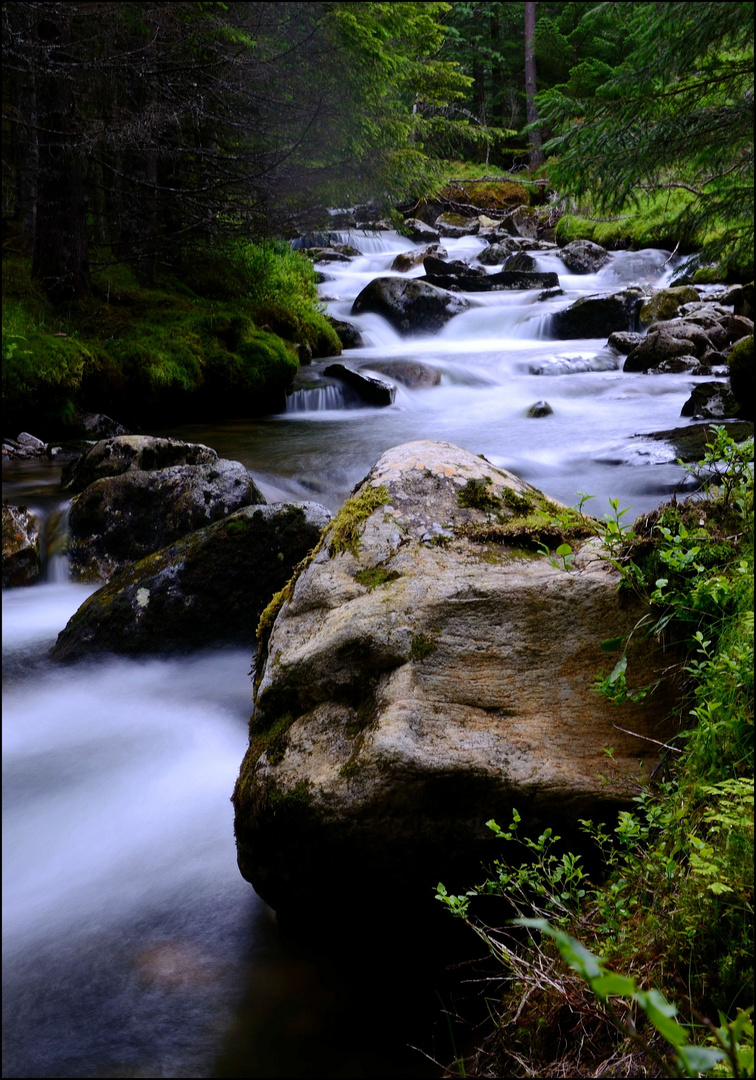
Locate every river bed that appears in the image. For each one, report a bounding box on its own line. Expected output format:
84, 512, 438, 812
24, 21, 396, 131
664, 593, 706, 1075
2, 230, 722, 1077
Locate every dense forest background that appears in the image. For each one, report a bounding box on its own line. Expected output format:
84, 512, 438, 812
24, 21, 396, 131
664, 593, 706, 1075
3, 1, 753, 297
1, 1, 753, 426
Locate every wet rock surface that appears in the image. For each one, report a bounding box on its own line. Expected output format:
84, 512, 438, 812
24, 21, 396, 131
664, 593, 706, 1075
233, 440, 680, 916
2, 505, 41, 588
351, 276, 470, 335
52, 502, 331, 660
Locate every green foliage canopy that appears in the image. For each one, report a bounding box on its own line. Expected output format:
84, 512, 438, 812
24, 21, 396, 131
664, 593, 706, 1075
537, 1, 754, 271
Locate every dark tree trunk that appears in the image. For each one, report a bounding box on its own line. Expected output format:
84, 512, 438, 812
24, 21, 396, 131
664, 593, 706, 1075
524, 1, 544, 169
31, 8, 90, 302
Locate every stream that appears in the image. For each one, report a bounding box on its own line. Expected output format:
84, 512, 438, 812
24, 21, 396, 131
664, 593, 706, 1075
2, 230, 718, 1077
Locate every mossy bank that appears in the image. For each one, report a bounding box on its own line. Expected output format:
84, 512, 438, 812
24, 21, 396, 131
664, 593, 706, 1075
2, 240, 341, 437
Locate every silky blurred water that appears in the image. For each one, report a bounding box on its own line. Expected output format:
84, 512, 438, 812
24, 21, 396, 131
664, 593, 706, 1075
2, 230, 723, 1077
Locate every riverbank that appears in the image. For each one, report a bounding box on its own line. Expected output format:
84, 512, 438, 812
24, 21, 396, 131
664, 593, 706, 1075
2, 240, 341, 439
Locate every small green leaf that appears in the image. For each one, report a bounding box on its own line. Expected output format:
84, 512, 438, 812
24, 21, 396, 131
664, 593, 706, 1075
592, 972, 637, 998
608, 655, 627, 683
675, 1045, 725, 1074
600, 637, 625, 652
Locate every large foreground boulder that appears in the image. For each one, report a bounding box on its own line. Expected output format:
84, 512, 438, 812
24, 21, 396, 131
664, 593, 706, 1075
52, 502, 331, 660
233, 441, 679, 916
351, 277, 470, 334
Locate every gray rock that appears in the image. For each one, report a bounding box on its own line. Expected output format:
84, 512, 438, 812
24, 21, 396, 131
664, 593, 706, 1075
390, 244, 446, 272
624, 322, 714, 372
62, 435, 220, 494
359, 360, 441, 390
560, 240, 611, 274
68, 457, 265, 581
434, 213, 480, 238
503, 252, 537, 273
351, 277, 470, 335
327, 318, 364, 350
402, 218, 441, 243
680, 382, 740, 419
52, 502, 332, 661
526, 400, 554, 417
634, 421, 753, 462
2, 505, 41, 588
551, 289, 644, 339
476, 239, 522, 265
607, 331, 644, 355
323, 364, 397, 407
232, 440, 680, 916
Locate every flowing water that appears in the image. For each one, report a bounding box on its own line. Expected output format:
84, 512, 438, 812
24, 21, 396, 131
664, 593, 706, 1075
3, 231, 719, 1077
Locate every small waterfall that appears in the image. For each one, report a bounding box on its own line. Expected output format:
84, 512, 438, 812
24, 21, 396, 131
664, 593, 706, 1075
284, 383, 358, 412
42, 502, 71, 583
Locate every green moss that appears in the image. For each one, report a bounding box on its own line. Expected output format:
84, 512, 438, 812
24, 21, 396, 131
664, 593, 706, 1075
410, 632, 437, 662
2, 242, 332, 433
502, 487, 536, 514
269, 780, 313, 807
457, 476, 501, 513
224, 518, 249, 535
354, 566, 401, 590
328, 484, 391, 557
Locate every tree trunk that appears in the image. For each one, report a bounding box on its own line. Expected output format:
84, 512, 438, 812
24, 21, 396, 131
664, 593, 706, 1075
524, 1, 544, 169
31, 8, 90, 302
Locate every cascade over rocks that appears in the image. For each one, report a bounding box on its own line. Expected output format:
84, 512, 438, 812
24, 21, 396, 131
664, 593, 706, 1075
66, 437, 265, 581
51, 502, 331, 661
2, 505, 41, 588
233, 440, 680, 916
351, 276, 470, 334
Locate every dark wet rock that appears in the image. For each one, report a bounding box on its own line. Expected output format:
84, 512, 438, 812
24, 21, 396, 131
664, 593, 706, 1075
51, 502, 332, 661
296, 343, 313, 365
498, 205, 540, 239
423, 255, 486, 279
639, 286, 700, 325
424, 267, 559, 292
559, 240, 611, 274
526, 400, 554, 417
306, 248, 352, 263
724, 314, 754, 345
351, 277, 470, 335
636, 421, 753, 461
323, 364, 397, 406
68, 457, 265, 581
402, 218, 441, 243
62, 436, 220, 494
624, 323, 713, 372
680, 382, 740, 419
2, 505, 41, 588
71, 409, 130, 440
537, 287, 564, 301
727, 335, 753, 419
359, 360, 441, 390
551, 288, 644, 339
607, 331, 644, 355
649, 355, 707, 375
731, 283, 754, 321
327, 317, 365, 350
47, 440, 96, 464
503, 252, 537, 273
3, 433, 48, 460
391, 244, 446, 272
476, 239, 522, 265
232, 440, 680, 917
